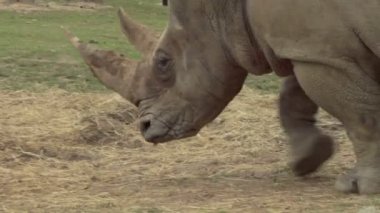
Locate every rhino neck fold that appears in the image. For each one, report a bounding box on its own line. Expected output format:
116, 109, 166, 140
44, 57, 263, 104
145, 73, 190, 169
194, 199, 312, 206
211, 0, 270, 75
241, 0, 270, 74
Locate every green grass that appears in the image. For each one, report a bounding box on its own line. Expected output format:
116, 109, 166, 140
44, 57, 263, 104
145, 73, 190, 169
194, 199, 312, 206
0, 0, 280, 93
0, 0, 167, 92
245, 74, 280, 93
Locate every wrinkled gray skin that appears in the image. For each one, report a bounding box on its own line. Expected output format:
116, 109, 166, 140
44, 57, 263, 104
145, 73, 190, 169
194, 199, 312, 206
67, 0, 380, 194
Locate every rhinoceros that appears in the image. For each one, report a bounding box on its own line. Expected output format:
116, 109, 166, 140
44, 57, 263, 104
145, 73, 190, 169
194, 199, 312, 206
66, 0, 380, 194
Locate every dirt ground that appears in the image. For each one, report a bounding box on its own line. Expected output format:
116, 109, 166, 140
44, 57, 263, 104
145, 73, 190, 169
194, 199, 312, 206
0, 87, 378, 212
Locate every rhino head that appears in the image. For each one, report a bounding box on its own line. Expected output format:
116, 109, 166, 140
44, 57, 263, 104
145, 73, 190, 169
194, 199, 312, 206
67, 2, 262, 143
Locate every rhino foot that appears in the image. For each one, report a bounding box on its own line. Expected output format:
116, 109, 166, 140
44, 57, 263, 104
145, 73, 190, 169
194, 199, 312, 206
335, 167, 380, 194
292, 134, 334, 176
335, 169, 359, 193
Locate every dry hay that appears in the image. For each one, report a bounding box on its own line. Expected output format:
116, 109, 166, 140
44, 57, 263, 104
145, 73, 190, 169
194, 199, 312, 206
0, 0, 112, 12
0, 87, 376, 212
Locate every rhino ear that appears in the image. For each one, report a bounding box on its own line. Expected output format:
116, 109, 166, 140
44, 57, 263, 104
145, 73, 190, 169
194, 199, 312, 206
118, 8, 159, 56
64, 29, 137, 104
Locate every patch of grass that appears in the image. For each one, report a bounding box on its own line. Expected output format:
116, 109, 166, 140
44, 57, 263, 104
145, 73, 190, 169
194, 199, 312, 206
0, 0, 167, 92
213, 210, 229, 213
0, 0, 279, 93
131, 207, 164, 213
245, 74, 281, 93
369, 197, 380, 208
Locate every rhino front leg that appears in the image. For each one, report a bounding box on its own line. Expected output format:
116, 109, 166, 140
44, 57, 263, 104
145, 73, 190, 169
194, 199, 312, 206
280, 76, 334, 176
293, 62, 380, 194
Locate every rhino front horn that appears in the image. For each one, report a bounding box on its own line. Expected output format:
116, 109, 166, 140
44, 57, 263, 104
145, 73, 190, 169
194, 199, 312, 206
63, 28, 138, 105
118, 8, 159, 55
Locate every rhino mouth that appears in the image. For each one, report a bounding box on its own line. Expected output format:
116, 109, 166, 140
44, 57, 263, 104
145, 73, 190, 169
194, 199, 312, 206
139, 114, 199, 144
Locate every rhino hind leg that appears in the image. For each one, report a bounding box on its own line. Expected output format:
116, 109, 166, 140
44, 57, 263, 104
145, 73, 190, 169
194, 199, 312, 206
279, 76, 334, 176
293, 62, 380, 194
335, 114, 380, 194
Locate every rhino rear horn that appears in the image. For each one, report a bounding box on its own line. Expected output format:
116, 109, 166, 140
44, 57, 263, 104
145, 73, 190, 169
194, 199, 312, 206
64, 29, 137, 104
118, 8, 159, 55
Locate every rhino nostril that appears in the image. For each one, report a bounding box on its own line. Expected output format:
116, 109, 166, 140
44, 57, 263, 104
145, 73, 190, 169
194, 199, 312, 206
140, 119, 151, 133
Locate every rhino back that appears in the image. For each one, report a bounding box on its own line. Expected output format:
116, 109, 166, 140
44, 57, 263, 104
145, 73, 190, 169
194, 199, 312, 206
334, 0, 380, 82
247, 0, 380, 82
334, 0, 380, 56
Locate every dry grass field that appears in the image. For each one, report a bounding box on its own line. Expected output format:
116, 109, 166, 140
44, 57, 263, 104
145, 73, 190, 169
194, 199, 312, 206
1, 0, 380, 212
1, 87, 379, 212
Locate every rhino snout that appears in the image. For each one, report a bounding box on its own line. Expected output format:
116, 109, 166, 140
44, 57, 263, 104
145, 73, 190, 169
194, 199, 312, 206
139, 115, 170, 143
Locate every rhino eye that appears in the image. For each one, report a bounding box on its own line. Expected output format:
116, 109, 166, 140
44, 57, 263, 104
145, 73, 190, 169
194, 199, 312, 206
158, 57, 171, 70
155, 50, 172, 73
